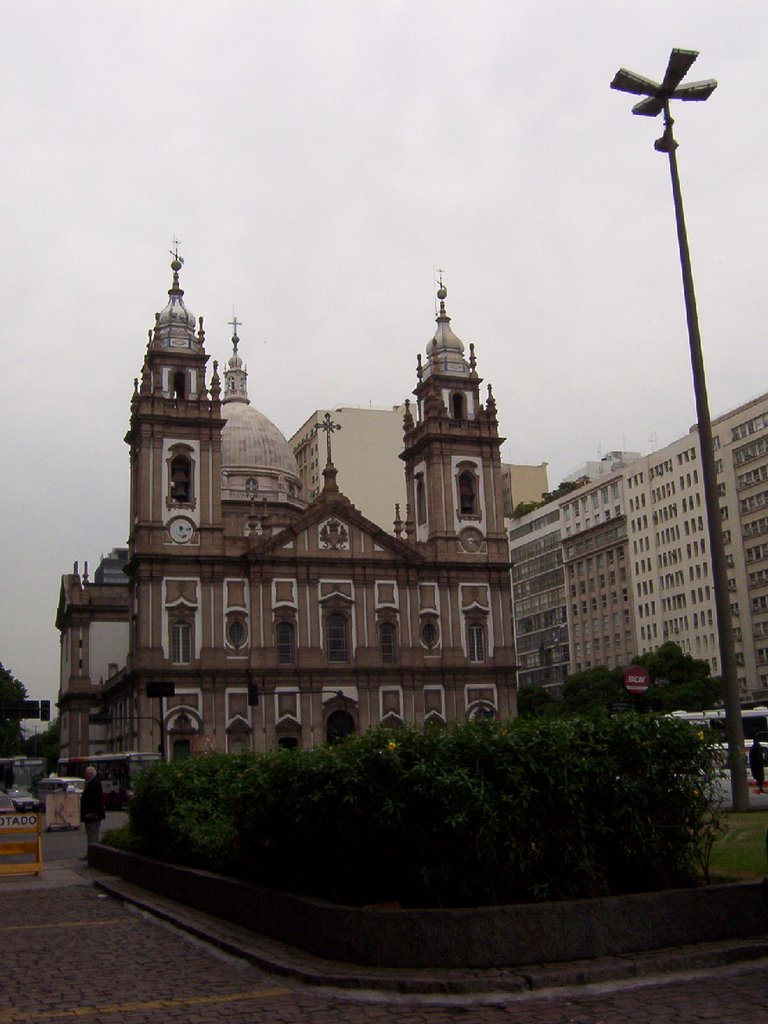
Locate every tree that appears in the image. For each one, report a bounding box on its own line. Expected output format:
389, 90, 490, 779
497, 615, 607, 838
510, 478, 589, 519
636, 642, 723, 711
0, 663, 28, 757
516, 685, 558, 718
559, 665, 626, 715
555, 644, 723, 718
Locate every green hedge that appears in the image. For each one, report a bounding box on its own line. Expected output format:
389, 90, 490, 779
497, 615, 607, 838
125, 714, 719, 907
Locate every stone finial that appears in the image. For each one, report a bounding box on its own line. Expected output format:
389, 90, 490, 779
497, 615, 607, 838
403, 399, 414, 432
209, 360, 221, 401
393, 503, 403, 538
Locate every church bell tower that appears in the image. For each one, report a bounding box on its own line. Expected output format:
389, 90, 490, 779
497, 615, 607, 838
124, 255, 225, 677
401, 282, 508, 560
125, 254, 224, 556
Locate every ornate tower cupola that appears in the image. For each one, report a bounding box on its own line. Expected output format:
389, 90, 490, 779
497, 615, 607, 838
400, 280, 506, 556
152, 256, 199, 352
223, 317, 249, 404
423, 282, 471, 379
139, 251, 211, 402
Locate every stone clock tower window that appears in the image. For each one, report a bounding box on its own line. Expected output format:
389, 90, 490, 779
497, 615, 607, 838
451, 392, 465, 419
415, 474, 426, 525
168, 450, 194, 506
458, 469, 478, 516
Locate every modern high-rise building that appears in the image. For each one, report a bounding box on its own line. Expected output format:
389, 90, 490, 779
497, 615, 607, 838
288, 405, 407, 529
508, 506, 568, 692
509, 393, 768, 701
500, 463, 549, 517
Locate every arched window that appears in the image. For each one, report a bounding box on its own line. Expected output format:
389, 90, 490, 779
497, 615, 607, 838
170, 455, 192, 504
326, 613, 349, 663
171, 622, 192, 664
469, 703, 496, 721
172, 371, 186, 400
467, 622, 486, 663
276, 621, 295, 664
415, 473, 426, 525
451, 392, 465, 419
378, 622, 397, 664
326, 709, 355, 743
458, 470, 478, 516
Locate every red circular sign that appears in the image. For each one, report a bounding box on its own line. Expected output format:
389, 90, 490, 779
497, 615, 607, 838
623, 665, 651, 695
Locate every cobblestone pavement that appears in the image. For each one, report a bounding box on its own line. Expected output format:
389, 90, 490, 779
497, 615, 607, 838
1, 883, 767, 1023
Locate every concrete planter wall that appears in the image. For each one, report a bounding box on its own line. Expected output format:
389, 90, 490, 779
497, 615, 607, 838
89, 844, 768, 969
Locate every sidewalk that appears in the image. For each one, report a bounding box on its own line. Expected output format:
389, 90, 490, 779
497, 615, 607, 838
3, 855, 768, 999
0, 856, 91, 891
89, 868, 768, 997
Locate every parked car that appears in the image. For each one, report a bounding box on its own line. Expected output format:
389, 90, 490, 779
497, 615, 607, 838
0, 791, 16, 814
7, 788, 43, 812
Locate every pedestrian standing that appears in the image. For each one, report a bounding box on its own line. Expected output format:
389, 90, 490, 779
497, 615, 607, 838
80, 766, 105, 845
748, 738, 765, 794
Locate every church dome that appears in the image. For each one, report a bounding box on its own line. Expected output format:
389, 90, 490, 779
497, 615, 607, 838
221, 402, 299, 478
219, 326, 303, 507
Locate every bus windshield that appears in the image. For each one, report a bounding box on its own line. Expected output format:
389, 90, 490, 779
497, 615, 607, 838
0, 757, 46, 792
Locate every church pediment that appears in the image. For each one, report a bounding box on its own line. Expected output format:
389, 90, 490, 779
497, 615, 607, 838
249, 498, 424, 564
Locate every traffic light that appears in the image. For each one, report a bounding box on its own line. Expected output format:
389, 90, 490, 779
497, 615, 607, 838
247, 682, 259, 707
40, 700, 51, 722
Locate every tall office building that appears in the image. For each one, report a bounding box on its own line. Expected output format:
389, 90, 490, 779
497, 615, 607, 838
509, 393, 768, 701
289, 406, 407, 529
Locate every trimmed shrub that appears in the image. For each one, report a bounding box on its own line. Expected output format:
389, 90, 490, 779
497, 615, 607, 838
126, 714, 719, 907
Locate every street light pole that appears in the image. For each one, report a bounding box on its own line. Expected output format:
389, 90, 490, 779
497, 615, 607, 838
611, 49, 749, 811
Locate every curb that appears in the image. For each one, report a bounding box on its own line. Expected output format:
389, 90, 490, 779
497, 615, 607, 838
92, 871, 768, 996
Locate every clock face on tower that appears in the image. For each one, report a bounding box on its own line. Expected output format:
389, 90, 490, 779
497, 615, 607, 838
459, 527, 484, 553
168, 517, 194, 544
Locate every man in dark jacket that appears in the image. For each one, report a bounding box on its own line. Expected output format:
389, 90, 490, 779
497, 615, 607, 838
749, 738, 765, 795
80, 766, 105, 844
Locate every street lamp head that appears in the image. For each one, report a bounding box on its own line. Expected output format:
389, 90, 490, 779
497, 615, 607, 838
611, 48, 717, 118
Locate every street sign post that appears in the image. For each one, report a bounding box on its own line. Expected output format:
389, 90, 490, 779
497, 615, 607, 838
623, 665, 651, 696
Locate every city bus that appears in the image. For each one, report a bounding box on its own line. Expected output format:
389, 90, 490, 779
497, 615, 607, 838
668, 707, 768, 798
0, 756, 46, 793
56, 752, 161, 810
667, 706, 768, 745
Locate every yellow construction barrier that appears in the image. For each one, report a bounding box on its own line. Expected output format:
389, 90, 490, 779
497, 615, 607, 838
0, 812, 43, 877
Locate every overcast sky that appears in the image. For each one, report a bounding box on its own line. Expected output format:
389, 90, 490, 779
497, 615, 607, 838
1, 1, 766, 712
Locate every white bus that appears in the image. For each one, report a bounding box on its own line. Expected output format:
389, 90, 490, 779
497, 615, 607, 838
667, 706, 768, 746
668, 707, 768, 798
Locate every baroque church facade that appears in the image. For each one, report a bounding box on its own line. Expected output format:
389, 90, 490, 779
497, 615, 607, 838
56, 258, 516, 758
